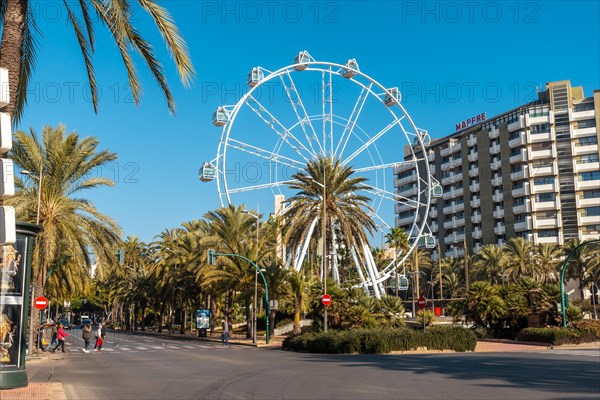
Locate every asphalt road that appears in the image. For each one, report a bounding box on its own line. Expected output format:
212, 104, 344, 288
45, 329, 600, 400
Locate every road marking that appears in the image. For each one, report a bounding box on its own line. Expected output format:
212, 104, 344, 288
167, 346, 181, 349
135, 347, 149, 350
182, 345, 196, 349
119, 347, 132, 351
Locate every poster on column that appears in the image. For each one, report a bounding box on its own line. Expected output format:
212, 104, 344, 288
0, 236, 27, 368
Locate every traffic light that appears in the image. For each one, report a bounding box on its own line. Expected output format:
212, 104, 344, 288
208, 249, 215, 265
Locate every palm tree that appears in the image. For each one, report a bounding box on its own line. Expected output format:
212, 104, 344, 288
385, 227, 409, 265
284, 156, 376, 280
563, 239, 600, 300
403, 248, 431, 299
503, 238, 535, 282
282, 269, 311, 334
9, 125, 121, 289
0, 0, 195, 123
473, 244, 507, 284
533, 243, 561, 285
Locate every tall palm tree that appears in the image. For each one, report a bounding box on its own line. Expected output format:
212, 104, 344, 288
404, 248, 431, 299
284, 156, 376, 279
533, 243, 561, 285
0, 0, 195, 123
563, 239, 600, 300
473, 244, 507, 284
503, 238, 535, 282
385, 227, 409, 266
9, 125, 121, 288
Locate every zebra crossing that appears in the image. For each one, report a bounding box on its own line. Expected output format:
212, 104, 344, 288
64, 339, 249, 355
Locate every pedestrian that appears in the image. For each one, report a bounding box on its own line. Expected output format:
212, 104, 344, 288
101, 320, 107, 342
81, 322, 93, 353
44, 323, 58, 352
94, 323, 103, 351
50, 323, 69, 353
221, 319, 229, 347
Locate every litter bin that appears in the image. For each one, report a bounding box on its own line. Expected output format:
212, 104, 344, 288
434, 307, 441, 316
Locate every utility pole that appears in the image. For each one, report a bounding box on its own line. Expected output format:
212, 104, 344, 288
463, 237, 470, 291
438, 241, 444, 314
322, 164, 327, 332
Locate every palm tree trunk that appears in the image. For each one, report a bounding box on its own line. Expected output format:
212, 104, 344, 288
245, 300, 251, 339
0, 0, 27, 118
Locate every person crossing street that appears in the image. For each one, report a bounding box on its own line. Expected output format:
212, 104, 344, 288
82, 322, 93, 353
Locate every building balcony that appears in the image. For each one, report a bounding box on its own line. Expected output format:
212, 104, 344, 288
574, 161, 600, 174
530, 148, 553, 160
512, 182, 530, 197
492, 177, 503, 187
527, 113, 551, 125
508, 116, 525, 132
471, 213, 482, 224
467, 136, 477, 147
394, 164, 416, 175
530, 165, 554, 177
451, 172, 463, 184
513, 199, 532, 214
571, 108, 595, 121
395, 215, 416, 227
473, 243, 483, 253
443, 219, 454, 230
490, 143, 501, 155
533, 217, 560, 229
395, 202, 414, 214
528, 131, 553, 143
454, 202, 465, 213
494, 225, 506, 235
536, 235, 560, 244
581, 232, 600, 242
394, 175, 417, 187
579, 214, 600, 226
491, 160, 502, 171
511, 167, 529, 181
575, 179, 600, 191
470, 197, 481, 208
472, 228, 482, 240
493, 209, 505, 219
396, 186, 418, 197
427, 151, 435, 162
576, 196, 600, 208
429, 207, 438, 219
440, 141, 461, 157
470, 182, 480, 192
429, 164, 436, 174
468, 152, 478, 162
533, 200, 560, 212
572, 127, 597, 138
531, 182, 556, 193
572, 144, 599, 156
445, 247, 465, 258
489, 126, 500, 139
493, 192, 504, 203
469, 167, 479, 178
497, 239, 507, 246
431, 222, 438, 233
509, 150, 527, 164
509, 134, 526, 148
514, 217, 533, 232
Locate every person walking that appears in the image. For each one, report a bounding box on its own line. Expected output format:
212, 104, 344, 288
81, 322, 93, 353
44, 323, 58, 352
221, 319, 229, 347
50, 323, 69, 353
94, 323, 103, 351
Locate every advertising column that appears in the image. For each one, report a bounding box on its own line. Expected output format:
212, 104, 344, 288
0, 222, 41, 389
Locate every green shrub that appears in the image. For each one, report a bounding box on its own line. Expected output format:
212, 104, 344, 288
275, 318, 293, 329
566, 306, 584, 323
517, 327, 574, 345
282, 326, 476, 354
416, 310, 436, 328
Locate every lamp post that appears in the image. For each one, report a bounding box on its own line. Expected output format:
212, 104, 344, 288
309, 175, 327, 332
20, 164, 43, 358
242, 209, 260, 344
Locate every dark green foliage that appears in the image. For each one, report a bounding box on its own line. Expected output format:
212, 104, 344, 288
282, 326, 477, 354
517, 321, 600, 345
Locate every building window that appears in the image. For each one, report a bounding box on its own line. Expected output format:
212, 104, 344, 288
538, 229, 558, 237
578, 154, 599, 164
399, 210, 415, 219
534, 177, 554, 185
531, 123, 551, 133
584, 207, 600, 217
581, 171, 600, 181
513, 181, 524, 189
583, 190, 600, 199
577, 136, 598, 146
584, 225, 600, 234
514, 197, 526, 206
577, 119, 597, 129
536, 193, 555, 202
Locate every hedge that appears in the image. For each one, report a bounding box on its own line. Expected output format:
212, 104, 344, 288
282, 326, 476, 354
517, 321, 600, 345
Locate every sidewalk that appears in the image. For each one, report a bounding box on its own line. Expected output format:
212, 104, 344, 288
0, 352, 67, 400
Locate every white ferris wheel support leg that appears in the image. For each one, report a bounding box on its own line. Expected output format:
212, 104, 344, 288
330, 226, 340, 283
362, 241, 382, 299
293, 217, 319, 272
351, 246, 369, 294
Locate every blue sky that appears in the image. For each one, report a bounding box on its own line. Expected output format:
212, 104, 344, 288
17, 1, 600, 243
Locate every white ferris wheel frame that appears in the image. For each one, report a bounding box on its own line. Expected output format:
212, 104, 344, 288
211, 56, 433, 297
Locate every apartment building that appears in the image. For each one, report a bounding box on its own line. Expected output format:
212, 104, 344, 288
395, 80, 600, 259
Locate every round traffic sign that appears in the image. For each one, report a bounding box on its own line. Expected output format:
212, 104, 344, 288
417, 296, 427, 309
34, 296, 49, 310
321, 294, 332, 307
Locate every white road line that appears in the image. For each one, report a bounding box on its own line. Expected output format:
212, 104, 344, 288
134, 347, 149, 350
167, 346, 181, 349
119, 347, 132, 351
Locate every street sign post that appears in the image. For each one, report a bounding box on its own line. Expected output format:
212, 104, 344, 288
34, 296, 48, 310
321, 294, 332, 307
417, 296, 427, 309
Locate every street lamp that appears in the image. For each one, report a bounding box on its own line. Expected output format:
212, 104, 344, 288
243, 209, 260, 344
308, 175, 327, 332
20, 164, 43, 358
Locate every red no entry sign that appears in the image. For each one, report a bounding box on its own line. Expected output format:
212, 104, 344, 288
417, 296, 427, 309
34, 296, 49, 310
321, 294, 332, 307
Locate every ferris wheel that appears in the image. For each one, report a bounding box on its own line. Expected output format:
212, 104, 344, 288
200, 51, 439, 297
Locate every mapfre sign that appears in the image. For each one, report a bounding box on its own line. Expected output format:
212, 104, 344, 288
456, 112, 486, 131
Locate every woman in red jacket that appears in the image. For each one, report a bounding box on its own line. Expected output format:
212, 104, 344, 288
51, 323, 70, 353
